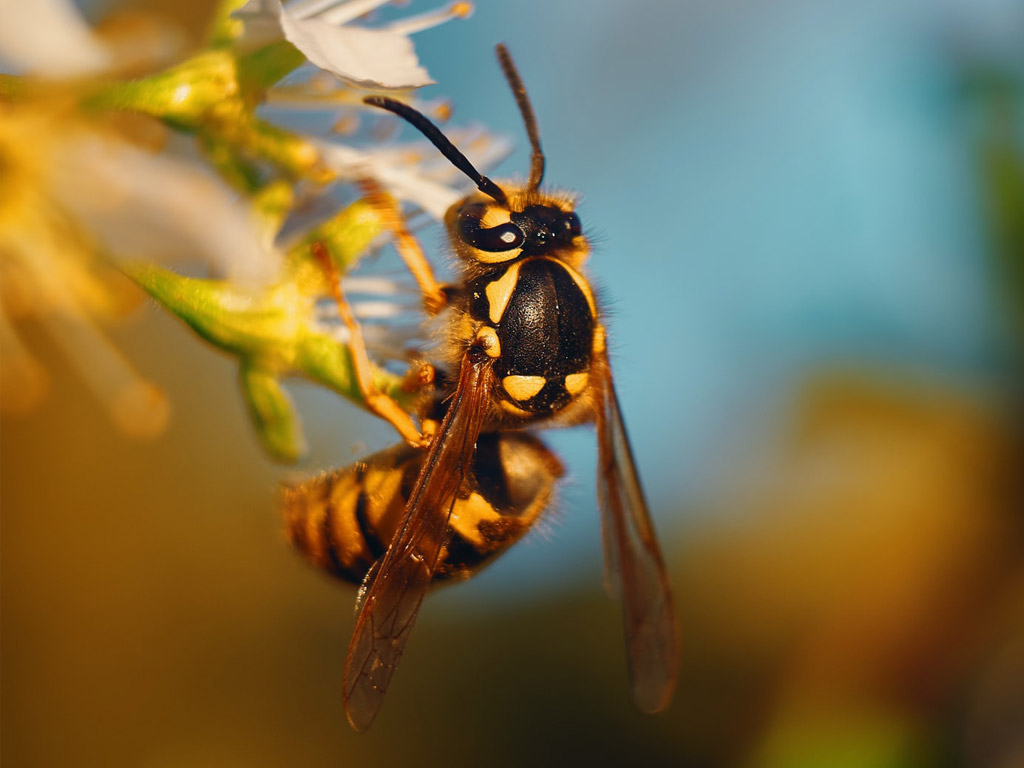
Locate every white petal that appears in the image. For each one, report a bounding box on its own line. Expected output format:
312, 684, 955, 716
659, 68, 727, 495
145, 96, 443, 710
279, 10, 433, 89
0, 0, 110, 76
385, 2, 474, 36
48, 131, 281, 285
351, 300, 409, 320
342, 276, 414, 296
318, 142, 461, 219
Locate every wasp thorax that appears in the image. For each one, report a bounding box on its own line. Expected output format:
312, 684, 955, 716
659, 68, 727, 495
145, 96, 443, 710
449, 198, 583, 265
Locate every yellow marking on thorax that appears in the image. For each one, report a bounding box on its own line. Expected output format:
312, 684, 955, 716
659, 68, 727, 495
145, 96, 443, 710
499, 399, 532, 418
593, 324, 607, 354
564, 372, 590, 396
503, 374, 546, 401
475, 325, 501, 358
553, 260, 597, 315
485, 262, 523, 324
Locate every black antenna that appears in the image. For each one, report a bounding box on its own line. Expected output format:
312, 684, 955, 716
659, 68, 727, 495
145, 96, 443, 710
495, 44, 544, 190
363, 96, 508, 206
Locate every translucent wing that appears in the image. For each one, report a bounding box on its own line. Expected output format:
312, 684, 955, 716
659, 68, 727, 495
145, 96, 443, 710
343, 349, 495, 731
594, 349, 680, 713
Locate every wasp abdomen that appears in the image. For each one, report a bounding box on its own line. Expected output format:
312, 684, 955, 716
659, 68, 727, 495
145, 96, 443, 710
282, 433, 563, 585
469, 258, 595, 414
282, 459, 399, 583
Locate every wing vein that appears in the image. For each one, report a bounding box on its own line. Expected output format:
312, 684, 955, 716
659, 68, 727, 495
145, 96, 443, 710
342, 349, 495, 731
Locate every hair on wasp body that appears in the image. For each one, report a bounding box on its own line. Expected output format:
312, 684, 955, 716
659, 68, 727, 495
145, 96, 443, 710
284, 44, 679, 731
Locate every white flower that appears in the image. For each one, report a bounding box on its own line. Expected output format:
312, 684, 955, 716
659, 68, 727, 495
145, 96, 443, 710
0, 0, 110, 76
51, 130, 278, 286
235, 0, 473, 90
316, 125, 511, 219
318, 141, 461, 218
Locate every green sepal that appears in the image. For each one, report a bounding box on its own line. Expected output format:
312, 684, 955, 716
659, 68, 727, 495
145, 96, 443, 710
84, 49, 323, 180
198, 132, 264, 194
123, 262, 415, 461
252, 180, 296, 243
206, 0, 252, 49
293, 331, 414, 408
237, 41, 308, 95
122, 262, 303, 368
85, 51, 240, 126
239, 362, 307, 463
287, 199, 387, 293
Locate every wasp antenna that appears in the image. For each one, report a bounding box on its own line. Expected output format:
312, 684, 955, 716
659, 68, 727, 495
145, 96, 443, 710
495, 44, 544, 191
363, 96, 508, 206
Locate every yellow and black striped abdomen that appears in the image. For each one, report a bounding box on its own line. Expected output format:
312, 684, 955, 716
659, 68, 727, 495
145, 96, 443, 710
281, 432, 564, 585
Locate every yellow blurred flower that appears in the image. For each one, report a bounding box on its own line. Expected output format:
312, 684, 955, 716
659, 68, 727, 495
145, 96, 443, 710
0, 0, 273, 438
0, 100, 170, 437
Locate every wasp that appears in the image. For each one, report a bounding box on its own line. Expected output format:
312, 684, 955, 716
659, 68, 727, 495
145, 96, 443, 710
283, 44, 679, 731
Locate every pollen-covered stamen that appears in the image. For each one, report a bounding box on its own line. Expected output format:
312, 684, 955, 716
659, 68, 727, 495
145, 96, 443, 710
385, 2, 474, 35
362, 96, 509, 206
332, 113, 361, 135
316, 141, 462, 219
311, 71, 338, 93
317, 0, 391, 24
432, 99, 453, 123
371, 116, 401, 143
410, 127, 511, 190
289, 0, 388, 23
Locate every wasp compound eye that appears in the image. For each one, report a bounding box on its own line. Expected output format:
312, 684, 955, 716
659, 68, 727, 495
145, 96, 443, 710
565, 212, 582, 237
458, 205, 526, 252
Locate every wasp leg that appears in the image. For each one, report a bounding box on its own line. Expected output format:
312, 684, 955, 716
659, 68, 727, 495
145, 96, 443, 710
313, 243, 430, 448
357, 177, 447, 316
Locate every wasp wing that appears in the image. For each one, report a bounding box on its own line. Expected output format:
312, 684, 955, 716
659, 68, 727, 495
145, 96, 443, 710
594, 350, 680, 713
343, 349, 495, 731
